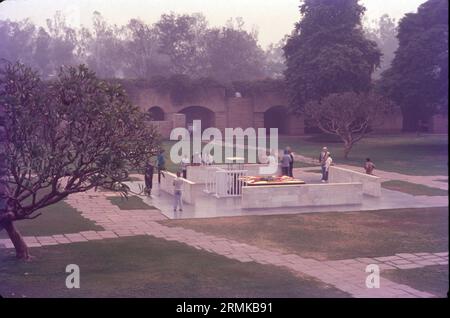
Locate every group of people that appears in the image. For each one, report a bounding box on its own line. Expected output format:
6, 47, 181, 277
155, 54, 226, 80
143, 149, 166, 196
143, 150, 184, 212
319, 147, 333, 182
143, 145, 377, 214
281, 147, 295, 177
318, 146, 376, 182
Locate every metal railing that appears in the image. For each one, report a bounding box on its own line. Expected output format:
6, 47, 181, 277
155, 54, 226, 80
214, 169, 247, 198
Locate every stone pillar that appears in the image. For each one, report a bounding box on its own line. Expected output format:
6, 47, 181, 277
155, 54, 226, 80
171, 113, 186, 129
215, 112, 227, 134
253, 113, 265, 130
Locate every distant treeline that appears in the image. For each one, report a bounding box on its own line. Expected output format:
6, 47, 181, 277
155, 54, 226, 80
0, 11, 396, 83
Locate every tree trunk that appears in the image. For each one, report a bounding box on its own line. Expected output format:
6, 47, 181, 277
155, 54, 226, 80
343, 142, 353, 160
3, 220, 30, 260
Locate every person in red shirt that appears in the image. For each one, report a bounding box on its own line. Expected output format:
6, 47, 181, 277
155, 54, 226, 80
364, 158, 376, 175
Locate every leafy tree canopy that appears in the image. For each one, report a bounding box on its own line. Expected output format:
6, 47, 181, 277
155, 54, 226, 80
284, 0, 381, 113
0, 62, 160, 259
379, 0, 448, 131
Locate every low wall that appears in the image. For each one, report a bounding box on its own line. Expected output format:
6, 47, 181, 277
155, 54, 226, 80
158, 171, 203, 205
329, 166, 381, 197
186, 163, 280, 184
241, 182, 363, 209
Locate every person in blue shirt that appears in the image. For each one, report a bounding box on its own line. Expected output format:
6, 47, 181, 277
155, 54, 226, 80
157, 150, 166, 184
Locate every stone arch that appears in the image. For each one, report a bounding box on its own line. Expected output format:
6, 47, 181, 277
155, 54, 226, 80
148, 106, 165, 121
264, 106, 289, 135
178, 106, 215, 132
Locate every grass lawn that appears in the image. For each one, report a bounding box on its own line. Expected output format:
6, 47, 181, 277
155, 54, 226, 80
278, 134, 448, 176
162, 207, 448, 261
0, 200, 102, 239
382, 180, 449, 196
160, 134, 448, 176
0, 236, 349, 298
108, 195, 156, 210
383, 265, 448, 298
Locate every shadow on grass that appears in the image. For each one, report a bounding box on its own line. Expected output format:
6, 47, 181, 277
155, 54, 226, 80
0, 200, 102, 239
108, 196, 156, 210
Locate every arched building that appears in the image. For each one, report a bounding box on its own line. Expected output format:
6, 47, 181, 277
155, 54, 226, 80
119, 81, 447, 138
122, 83, 305, 138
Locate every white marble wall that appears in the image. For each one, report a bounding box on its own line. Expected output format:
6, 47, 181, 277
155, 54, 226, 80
241, 183, 363, 209
329, 166, 381, 197
157, 171, 203, 204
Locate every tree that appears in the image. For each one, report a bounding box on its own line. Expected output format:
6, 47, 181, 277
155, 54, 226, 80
121, 19, 170, 78
155, 13, 209, 76
82, 11, 126, 78
45, 11, 78, 73
0, 19, 36, 67
264, 36, 288, 79
304, 92, 395, 158
365, 14, 399, 79
379, 0, 448, 131
204, 18, 266, 82
0, 62, 160, 259
284, 0, 381, 113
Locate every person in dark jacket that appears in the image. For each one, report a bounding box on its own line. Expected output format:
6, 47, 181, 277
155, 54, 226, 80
281, 150, 291, 176
144, 162, 154, 196
287, 147, 294, 177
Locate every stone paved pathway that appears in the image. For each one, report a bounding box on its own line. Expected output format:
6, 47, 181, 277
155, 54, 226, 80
1, 191, 447, 298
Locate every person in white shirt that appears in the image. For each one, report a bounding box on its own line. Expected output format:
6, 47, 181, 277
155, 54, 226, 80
323, 154, 333, 182
173, 171, 184, 212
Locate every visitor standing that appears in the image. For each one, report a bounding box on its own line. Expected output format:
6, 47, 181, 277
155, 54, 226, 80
281, 150, 291, 176
144, 162, 154, 196
267, 150, 277, 174
157, 150, 166, 184
181, 155, 189, 179
364, 158, 376, 175
324, 153, 333, 182
319, 147, 330, 182
173, 171, 184, 212
287, 147, 294, 177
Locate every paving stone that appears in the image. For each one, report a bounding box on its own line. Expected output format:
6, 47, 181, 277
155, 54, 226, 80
396, 253, 419, 259
355, 257, 378, 264
396, 263, 423, 270
434, 252, 448, 257
413, 260, 438, 266
391, 259, 412, 265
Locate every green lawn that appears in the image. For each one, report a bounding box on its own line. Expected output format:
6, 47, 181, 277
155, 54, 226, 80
383, 265, 448, 298
108, 195, 156, 210
382, 180, 449, 196
160, 134, 448, 176
0, 200, 102, 239
162, 207, 449, 261
278, 134, 448, 176
0, 236, 349, 298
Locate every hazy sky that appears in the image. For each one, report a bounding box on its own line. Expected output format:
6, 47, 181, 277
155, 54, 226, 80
0, 0, 427, 47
